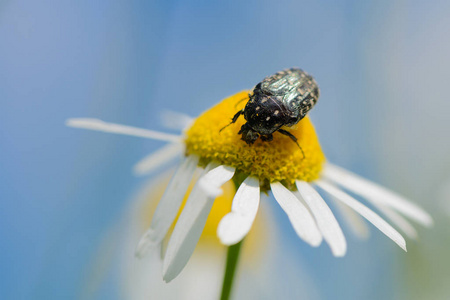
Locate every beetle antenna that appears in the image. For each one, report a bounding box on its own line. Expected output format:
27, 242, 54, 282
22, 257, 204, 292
219, 110, 244, 133
234, 94, 251, 109
278, 129, 305, 159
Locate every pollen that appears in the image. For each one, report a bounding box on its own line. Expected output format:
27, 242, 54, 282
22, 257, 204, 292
185, 91, 326, 186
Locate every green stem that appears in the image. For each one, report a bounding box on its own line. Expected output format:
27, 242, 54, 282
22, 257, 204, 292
220, 240, 243, 300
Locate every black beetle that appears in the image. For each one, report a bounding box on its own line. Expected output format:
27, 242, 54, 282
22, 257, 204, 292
222, 68, 320, 151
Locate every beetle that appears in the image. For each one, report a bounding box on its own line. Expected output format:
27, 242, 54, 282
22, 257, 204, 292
222, 68, 320, 153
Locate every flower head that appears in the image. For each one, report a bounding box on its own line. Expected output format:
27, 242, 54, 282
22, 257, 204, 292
67, 91, 433, 283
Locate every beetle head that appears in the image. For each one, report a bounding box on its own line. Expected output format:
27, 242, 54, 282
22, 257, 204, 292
238, 123, 260, 145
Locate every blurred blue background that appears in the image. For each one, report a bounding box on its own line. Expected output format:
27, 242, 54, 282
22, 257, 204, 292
1, 0, 449, 299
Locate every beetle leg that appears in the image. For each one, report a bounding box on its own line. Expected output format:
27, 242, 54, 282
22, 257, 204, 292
231, 110, 244, 123
278, 129, 305, 159
219, 110, 244, 133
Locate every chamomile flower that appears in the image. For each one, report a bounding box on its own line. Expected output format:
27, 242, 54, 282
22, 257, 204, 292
67, 91, 433, 283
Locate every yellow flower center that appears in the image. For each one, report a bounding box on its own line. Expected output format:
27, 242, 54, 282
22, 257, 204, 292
185, 91, 326, 187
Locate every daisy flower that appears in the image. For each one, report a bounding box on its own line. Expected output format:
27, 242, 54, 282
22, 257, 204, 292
67, 91, 432, 287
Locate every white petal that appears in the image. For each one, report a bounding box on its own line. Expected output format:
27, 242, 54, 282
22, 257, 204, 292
135, 156, 198, 258
217, 177, 260, 246
133, 143, 183, 176
296, 180, 347, 257
332, 200, 370, 239
162, 163, 233, 282
160, 110, 194, 130
316, 180, 407, 252
323, 163, 433, 227
160, 233, 170, 260
66, 118, 181, 142
271, 182, 322, 247
199, 165, 235, 197
367, 200, 418, 239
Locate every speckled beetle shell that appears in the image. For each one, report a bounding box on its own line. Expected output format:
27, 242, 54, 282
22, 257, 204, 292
232, 68, 320, 145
